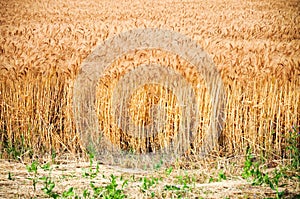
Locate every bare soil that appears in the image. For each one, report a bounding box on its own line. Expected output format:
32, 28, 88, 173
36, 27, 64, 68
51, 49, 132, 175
0, 157, 299, 199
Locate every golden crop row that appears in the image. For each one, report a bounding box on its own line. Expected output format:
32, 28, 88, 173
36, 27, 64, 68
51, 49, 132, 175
0, 0, 299, 159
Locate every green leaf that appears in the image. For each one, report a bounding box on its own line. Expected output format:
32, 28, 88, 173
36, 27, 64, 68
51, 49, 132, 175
164, 185, 180, 191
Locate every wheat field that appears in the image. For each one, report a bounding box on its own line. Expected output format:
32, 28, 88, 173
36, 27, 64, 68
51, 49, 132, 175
0, 0, 299, 161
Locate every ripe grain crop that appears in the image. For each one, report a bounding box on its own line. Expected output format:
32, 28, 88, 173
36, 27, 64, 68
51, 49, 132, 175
0, 0, 299, 161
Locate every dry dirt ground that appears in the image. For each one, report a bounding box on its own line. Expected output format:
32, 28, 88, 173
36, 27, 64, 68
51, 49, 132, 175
0, 156, 299, 199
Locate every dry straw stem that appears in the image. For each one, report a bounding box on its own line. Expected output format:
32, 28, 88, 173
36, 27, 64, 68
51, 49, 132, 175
0, 0, 299, 160
74, 29, 225, 160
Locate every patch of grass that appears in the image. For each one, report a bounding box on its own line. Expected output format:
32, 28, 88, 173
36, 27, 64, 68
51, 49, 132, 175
4, 134, 33, 160
90, 174, 126, 198
3, 126, 298, 198
242, 148, 286, 199
165, 166, 173, 176
26, 160, 39, 192
240, 126, 300, 198
154, 159, 164, 170
41, 175, 59, 199
61, 187, 76, 198
140, 176, 159, 193
286, 126, 300, 170
82, 151, 100, 179
164, 185, 181, 191
218, 170, 226, 181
